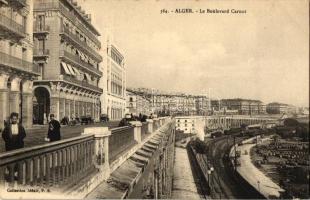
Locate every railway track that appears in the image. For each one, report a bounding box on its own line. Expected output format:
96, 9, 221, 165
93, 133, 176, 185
205, 135, 261, 199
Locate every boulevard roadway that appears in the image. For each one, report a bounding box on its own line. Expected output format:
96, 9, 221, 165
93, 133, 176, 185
204, 134, 263, 199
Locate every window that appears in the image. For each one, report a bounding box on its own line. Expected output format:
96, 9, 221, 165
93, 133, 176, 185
38, 39, 44, 51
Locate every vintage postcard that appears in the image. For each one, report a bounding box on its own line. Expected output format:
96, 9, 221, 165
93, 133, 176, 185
0, 0, 308, 199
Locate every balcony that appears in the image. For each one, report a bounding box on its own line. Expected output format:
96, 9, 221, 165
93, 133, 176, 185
60, 75, 102, 93
0, 51, 40, 75
34, 2, 101, 49
60, 25, 102, 62
0, 12, 26, 39
8, 0, 29, 9
58, 3, 101, 48
33, 49, 49, 63
59, 50, 102, 77
33, 25, 50, 38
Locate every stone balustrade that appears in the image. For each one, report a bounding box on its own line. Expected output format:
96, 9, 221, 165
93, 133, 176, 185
0, 117, 171, 198
0, 134, 97, 192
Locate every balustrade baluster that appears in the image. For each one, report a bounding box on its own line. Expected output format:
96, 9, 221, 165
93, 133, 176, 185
62, 149, 66, 182
8, 163, 15, 187
25, 159, 32, 185
74, 145, 78, 175
39, 156, 44, 186
57, 151, 62, 184
82, 142, 86, 172
83, 143, 87, 171
17, 161, 24, 185
70, 146, 74, 179
46, 154, 51, 186
51, 152, 57, 186
76, 144, 81, 173
87, 142, 92, 169
33, 157, 39, 186
66, 148, 71, 178
0, 166, 6, 188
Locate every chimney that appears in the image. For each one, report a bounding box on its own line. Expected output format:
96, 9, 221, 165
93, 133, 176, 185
86, 14, 92, 22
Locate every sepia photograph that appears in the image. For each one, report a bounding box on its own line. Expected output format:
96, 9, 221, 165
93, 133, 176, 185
0, 0, 309, 199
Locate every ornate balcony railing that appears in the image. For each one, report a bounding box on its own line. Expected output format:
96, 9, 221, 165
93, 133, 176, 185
33, 25, 50, 34
59, 50, 102, 77
8, 0, 29, 9
0, 13, 26, 38
33, 49, 50, 57
34, 2, 101, 49
0, 51, 40, 74
58, 3, 101, 48
61, 75, 103, 93
60, 25, 102, 62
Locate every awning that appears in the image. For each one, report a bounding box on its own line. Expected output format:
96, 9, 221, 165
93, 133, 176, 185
81, 52, 86, 61
66, 63, 76, 76
61, 62, 72, 75
85, 73, 92, 82
72, 66, 80, 77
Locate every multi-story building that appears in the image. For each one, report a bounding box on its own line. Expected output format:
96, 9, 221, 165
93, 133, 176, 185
126, 89, 151, 115
101, 40, 126, 120
126, 88, 209, 117
220, 98, 266, 115
266, 102, 296, 114
0, 0, 39, 129
195, 96, 208, 115
32, 0, 102, 124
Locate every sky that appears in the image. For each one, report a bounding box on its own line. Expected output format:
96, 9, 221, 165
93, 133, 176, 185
77, 0, 309, 107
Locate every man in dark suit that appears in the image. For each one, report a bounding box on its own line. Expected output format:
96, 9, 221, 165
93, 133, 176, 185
47, 114, 61, 142
2, 112, 26, 151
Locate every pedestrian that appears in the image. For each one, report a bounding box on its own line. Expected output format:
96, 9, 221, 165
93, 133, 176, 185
2, 112, 26, 181
118, 114, 133, 127
46, 114, 61, 142
2, 112, 26, 151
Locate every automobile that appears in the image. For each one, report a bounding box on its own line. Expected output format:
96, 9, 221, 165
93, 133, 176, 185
211, 131, 223, 138
80, 115, 94, 125
100, 114, 109, 123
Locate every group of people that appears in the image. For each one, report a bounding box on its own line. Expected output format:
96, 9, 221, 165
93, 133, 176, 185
118, 113, 155, 127
2, 113, 61, 152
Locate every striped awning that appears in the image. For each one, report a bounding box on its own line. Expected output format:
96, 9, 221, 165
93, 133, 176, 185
72, 66, 80, 77
66, 63, 76, 76
85, 73, 92, 82
61, 62, 71, 75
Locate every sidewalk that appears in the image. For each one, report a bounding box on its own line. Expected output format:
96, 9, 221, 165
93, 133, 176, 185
0, 121, 120, 153
236, 142, 284, 198
172, 146, 201, 199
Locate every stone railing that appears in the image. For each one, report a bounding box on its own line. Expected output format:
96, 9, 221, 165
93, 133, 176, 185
141, 122, 150, 141
0, 117, 171, 198
108, 126, 136, 163
0, 134, 96, 189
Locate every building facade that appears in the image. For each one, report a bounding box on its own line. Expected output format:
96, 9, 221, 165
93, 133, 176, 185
126, 89, 151, 115
0, 0, 39, 129
266, 102, 296, 114
101, 41, 126, 120
220, 98, 266, 115
32, 0, 102, 124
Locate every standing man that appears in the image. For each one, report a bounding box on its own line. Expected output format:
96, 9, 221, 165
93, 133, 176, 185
2, 112, 26, 151
47, 114, 61, 142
